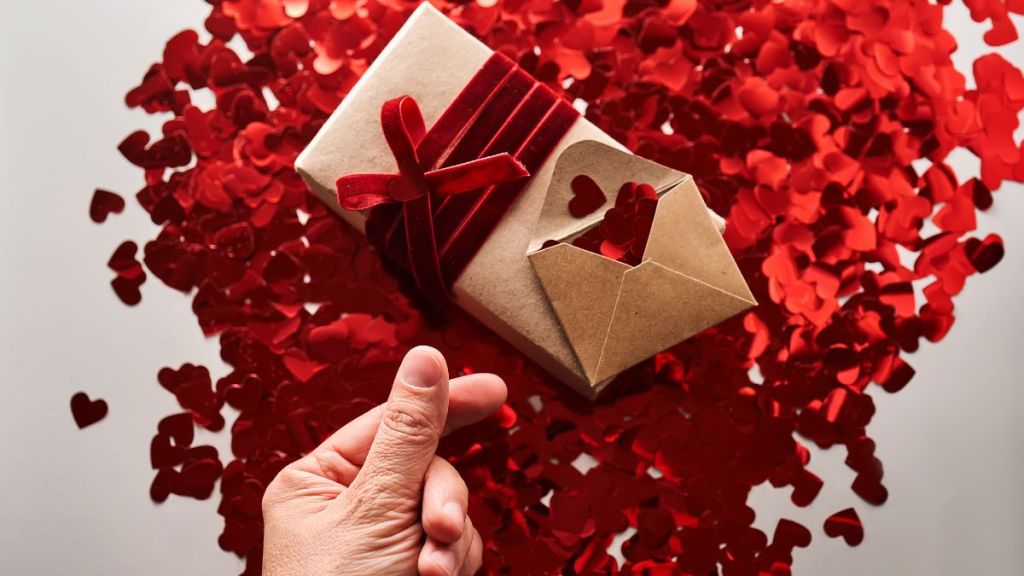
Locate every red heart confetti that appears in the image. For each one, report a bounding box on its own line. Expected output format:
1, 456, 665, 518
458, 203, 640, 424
567, 180, 658, 265
70, 392, 108, 429
966, 233, 1006, 273
568, 174, 607, 218
107, 240, 146, 306
89, 189, 126, 223
824, 508, 864, 547
87, 0, 1023, 573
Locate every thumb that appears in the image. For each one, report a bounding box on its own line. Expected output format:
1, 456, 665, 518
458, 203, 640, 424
348, 346, 449, 502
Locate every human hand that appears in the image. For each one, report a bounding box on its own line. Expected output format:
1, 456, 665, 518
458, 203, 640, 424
261, 346, 507, 576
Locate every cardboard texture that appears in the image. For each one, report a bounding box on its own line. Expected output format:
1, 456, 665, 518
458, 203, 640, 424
528, 141, 757, 385
295, 3, 754, 397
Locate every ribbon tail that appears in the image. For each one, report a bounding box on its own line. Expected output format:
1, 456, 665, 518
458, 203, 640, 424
403, 194, 450, 309
336, 174, 399, 211
425, 153, 529, 196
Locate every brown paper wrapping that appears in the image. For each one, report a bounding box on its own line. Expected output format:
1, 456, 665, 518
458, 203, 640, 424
295, 3, 753, 397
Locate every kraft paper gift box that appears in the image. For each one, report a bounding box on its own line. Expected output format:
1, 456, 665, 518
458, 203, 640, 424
295, 3, 756, 398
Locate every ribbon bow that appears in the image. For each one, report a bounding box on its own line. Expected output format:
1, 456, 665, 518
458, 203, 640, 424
336, 96, 529, 211
335, 96, 529, 306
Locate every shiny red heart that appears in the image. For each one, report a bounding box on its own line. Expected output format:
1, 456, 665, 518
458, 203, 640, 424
568, 174, 606, 218
774, 518, 812, 548
70, 392, 108, 429
150, 433, 184, 469
89, 189, 125, 223
824, 508, 864, 546
178, 458, 222, 499
966, 233, 1004, 273
225, 375, 265, 412
229, 478, 265, 518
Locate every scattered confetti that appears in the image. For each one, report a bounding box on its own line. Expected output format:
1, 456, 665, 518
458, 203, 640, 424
70, 392, 108, 429
92, 0, 1023, 574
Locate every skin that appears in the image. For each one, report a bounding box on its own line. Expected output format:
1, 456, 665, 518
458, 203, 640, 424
262, 346, 507, 576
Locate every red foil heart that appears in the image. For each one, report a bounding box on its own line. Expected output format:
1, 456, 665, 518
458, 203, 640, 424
824, 508, 864, 547
568, 175, 607, 218
89, 189, 126, 223
70, 392, 108, 428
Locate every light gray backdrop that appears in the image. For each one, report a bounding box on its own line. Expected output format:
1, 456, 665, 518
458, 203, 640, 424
1, 2, 1022, 574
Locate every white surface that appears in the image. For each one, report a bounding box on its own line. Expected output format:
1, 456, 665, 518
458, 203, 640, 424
0, 2, 1021, 575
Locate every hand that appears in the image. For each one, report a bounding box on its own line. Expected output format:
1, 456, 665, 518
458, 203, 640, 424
261, 346, 506, 576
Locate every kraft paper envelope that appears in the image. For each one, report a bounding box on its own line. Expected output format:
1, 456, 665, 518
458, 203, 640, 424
295, 3, 750, 397
527, 141, 757, 386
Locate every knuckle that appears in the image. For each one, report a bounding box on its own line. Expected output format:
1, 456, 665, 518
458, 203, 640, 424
346, 479, 405, 516
344, 485, 382, 514
380, 400, 436, 444
343, 487, 410, 524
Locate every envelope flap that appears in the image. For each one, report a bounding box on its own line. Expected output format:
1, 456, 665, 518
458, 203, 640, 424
594, 262, 756, 383
528, 243, 630, 384
643, 179, 756, 303
527, 140, 686, 253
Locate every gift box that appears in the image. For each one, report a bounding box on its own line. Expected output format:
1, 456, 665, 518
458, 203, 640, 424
296, 3, 755, 397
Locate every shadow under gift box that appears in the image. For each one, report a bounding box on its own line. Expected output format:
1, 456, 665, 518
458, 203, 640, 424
295, 3, 755, 398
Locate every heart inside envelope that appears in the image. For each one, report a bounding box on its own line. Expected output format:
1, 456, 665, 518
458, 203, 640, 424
527, 142, 757, 388
558, 178, 661, 266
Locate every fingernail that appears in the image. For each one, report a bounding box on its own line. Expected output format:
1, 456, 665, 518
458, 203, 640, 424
444, 500, 465, 534
432, 549, 458, 576
400, 347, 444, 388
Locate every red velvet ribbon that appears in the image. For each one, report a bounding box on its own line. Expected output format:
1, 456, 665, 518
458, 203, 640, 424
336, 96, 528, 307
335, 53, 578, 308
336, 98, 529, 211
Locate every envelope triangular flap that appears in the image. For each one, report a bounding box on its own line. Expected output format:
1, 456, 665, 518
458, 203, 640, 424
644, 179, 757, 303
528, 243, 630, 384
593, 262, 755, 383
584, 181, 758, 382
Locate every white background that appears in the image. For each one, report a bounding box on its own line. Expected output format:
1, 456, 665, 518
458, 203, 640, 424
1, 2, 1022, 575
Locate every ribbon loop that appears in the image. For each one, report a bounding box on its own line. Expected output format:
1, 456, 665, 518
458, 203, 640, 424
381, 96, 429, 203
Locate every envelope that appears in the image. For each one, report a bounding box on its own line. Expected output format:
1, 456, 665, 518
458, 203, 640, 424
527, 141, 757, 386
295, 3, 754, 397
